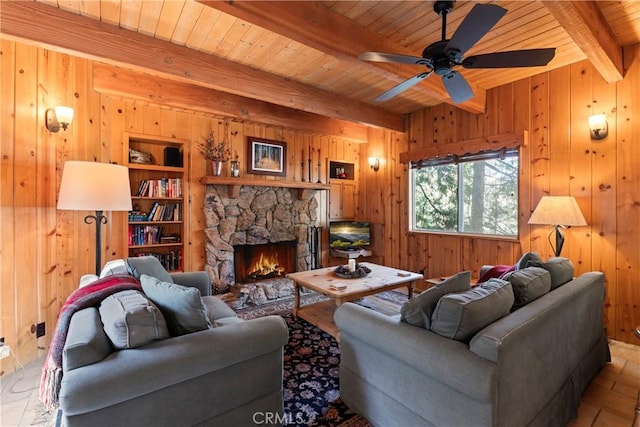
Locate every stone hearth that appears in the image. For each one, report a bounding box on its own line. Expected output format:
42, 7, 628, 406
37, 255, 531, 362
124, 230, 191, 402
203, 184, 319, 298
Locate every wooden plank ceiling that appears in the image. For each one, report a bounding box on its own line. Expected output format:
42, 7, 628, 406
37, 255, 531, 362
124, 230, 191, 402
7, 0, 640, 130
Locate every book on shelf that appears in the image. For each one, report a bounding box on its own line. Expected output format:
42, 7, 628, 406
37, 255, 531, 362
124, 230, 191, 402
128, 225, 163, 246
135, 178, 183, 198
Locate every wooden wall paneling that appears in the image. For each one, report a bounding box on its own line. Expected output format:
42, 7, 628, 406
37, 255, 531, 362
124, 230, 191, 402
101, 95, 128, 266
513, 78, 531, 254
528, 73, 552, 257
408, 108, 425, 147
442, 104, 458, 144
462, 238, 481, 278
388, 131, 405, 269
497, 84, 515, 135
548, 67, 572, 195
142, 103, 162, 136
13, 42, 39, 363
190, 114, 213, 272
615, 44, 640, 341
431, 104, 447, 146
36, 48, 58, 353
467, 109, 484, 139
159, 107, 178, 138
0, 39, 17, 373
568, 62, 595, 275
483, 86, 500, 136
590, 63, 618, 339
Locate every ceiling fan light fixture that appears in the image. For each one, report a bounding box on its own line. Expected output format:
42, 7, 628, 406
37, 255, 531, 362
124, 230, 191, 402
359, 1, 556, 104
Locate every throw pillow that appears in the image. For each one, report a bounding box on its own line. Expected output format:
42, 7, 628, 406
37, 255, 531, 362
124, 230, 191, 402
501, 267, 551, 310
99, 290, 169, 349
126, 256, 173, 284
516, 251, 543, 270
140, 274, 212, 336
527, 257, 574, 289
400, 271, 471, 330
430, 279, 514, 342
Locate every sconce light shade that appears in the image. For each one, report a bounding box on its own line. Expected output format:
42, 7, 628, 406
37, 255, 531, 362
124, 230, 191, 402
588, 114, 608, 140
368, 157, 380, 172
46, 106, 74, 132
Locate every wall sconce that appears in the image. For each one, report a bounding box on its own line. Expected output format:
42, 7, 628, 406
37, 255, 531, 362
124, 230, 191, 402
368, 157, 380, 172
46, 106, 74, 132
588, 114, 608, 140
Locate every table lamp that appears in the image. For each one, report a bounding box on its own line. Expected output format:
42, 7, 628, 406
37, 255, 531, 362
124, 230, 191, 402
528, 196, 586, 257
57, 161, 132, 275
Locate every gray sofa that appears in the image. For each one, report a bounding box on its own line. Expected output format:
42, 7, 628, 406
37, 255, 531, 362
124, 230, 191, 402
335, 270, 610, 426
59, 270, 289, 427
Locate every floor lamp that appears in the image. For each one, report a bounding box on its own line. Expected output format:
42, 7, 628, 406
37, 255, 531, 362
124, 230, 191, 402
57, 161, 132, 275
528, 196, 587, 257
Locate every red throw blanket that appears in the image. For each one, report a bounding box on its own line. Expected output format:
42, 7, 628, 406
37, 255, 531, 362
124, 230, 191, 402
39, 274, 141, 409
477, 264, 516, 284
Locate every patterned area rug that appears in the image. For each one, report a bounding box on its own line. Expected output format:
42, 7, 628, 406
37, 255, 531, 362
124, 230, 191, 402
239, 290, 408, 426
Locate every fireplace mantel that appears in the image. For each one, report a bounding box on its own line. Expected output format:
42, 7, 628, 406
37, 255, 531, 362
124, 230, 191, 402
199, 176, 330, 198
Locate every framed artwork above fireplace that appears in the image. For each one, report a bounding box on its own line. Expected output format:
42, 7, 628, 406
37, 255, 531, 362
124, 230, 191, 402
247, 137, 286, 177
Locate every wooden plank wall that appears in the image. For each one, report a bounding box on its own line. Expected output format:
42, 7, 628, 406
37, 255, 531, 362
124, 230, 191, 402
0, 40, 359, 374
359, 44, 640, 345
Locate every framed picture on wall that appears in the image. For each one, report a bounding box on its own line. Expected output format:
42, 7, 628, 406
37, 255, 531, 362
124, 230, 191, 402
247, 137, 287, 177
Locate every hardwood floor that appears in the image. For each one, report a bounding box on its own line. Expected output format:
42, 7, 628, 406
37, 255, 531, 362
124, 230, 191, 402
1, 340, 638, 426
570, 340, 640, 426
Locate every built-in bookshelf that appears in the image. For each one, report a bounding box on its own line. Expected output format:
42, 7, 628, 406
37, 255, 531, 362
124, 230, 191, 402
126, 133, 188, 272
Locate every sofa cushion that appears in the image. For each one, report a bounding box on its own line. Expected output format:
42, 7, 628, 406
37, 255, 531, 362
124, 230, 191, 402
99, 290, 169, 349
126, 256, 173, 283
527, 257, 574, 289
430, 279, 514, 342
400, 271, 471, 330
63, 307, 113, 371
140, 274, 212, 336
502, 267, 551, 310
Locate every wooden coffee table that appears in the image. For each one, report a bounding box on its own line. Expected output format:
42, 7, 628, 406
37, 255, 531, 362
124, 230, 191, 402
286, 262, 423, 339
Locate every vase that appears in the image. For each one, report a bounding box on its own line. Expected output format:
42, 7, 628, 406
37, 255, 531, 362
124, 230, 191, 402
230, 160, 240, 177
210, 160, 224, 176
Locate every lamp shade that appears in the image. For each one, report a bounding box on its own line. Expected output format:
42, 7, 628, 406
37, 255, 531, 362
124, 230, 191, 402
528, 196, 586, 226
57, 161, 132, 211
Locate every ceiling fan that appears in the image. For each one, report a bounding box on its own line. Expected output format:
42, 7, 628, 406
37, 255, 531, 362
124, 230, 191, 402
360, 0, 556, 104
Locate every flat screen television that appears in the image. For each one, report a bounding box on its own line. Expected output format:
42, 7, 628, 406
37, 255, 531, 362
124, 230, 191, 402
329, 221, 371, 250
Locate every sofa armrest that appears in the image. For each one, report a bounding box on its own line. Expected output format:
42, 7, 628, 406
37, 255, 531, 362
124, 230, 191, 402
61, 315, 289, 415
170, 271, 211, 296
335, 303, 496, 400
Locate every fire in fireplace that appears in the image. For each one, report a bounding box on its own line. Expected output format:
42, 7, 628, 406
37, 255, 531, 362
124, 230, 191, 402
234, 240, 297, 283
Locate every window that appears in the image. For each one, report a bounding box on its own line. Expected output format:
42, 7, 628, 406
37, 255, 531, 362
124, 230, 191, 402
409, 149, 519, 237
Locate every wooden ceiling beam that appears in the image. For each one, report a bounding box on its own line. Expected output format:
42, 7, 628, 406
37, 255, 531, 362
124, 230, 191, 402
0, 1, 404, 132
198, 0, 486, 114
92, 63, 369, 142
542, 1, 623, 82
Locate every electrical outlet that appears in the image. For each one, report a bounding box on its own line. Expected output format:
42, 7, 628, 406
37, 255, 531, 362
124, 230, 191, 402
36, 322, 46, 338
0, 343, 10, 360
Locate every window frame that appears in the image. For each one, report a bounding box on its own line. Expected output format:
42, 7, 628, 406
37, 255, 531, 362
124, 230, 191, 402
408, 148, 520, 240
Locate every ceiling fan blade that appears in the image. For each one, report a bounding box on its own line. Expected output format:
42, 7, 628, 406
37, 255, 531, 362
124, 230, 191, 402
442, 71, 474, 104
376, 72, 432, 102
462, 48, 556, 68
445, 4, 507, 57
359, 51, 428, 66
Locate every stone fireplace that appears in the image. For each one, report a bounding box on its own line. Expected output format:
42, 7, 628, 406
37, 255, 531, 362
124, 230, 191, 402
203, 184, 319, 299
